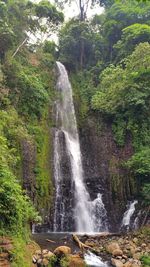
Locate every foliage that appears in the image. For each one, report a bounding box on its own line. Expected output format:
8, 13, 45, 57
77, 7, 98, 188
0, 0, 64, 60
92, 0, 150, 62
60, 256, 70, 267
92, 42, 150, 128
59, 1, 150, 70
140, 255, 150, 267
71, 71, 96, 123
34, 0, 64, 43
125, 148, 150, 206
0, 0, 150, 246
141, 184, 150, 206
114, 23, 150, 60
28, 110, 54, 214
0, 0, 57, 243
59, 19, 100, 70
0, 108, 41, 235
35, 0, 64, 24
57, 0, 150, 208
91, 43, 150, 204
11, 237, 40, 267
0, 168, 38, 234
126, 148, 150, 177
43, 40, 58, 58
96, 0, 115, 7
3, 52, 55, 119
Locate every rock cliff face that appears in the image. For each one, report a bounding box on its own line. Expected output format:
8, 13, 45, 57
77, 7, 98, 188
20, 112, 140, 232
52, 130, 75, 231
21, 113, 54, 228
79, 116, 137, 231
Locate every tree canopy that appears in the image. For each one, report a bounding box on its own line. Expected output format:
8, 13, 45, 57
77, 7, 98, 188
57, 0, 150, 206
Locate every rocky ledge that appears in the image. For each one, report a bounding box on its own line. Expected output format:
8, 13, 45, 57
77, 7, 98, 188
32, 245, 85, 267
32, 227, 150, 267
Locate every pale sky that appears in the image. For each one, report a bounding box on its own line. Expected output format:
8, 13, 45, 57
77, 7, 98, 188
61, 1, 104, 20
30, 0, 104, 44
32, 0, 104, 20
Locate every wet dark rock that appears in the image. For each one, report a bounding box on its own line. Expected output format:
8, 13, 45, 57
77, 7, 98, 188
51, 130, 75, 231
79, 116, 136, 231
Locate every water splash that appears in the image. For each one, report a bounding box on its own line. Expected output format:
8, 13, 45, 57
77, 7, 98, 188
133, 210, 141, 230
84, 252, 108, 267
91, 193, 108, 232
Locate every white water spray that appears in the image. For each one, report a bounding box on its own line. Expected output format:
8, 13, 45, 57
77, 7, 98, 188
84, 252, 108, 267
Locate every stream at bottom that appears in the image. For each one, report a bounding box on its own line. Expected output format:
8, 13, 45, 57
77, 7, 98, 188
32, 233, 110, 267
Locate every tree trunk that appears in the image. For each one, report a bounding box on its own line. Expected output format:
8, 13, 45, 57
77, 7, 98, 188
80, 38, 84, 69
79, 0, 86, 69
12, 37, 28, 58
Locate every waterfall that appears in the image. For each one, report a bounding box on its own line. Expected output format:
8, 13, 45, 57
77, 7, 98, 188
53, 62, 108, 233
133, 210, 141, 230
121, 200, 138, 230
91, 193, 108, 232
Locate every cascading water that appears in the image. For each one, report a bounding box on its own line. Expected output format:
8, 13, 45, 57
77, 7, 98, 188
84, 252, 109, 267
121, 200, 138, 230
53, 62, 108, 233
91, 193, 108, 232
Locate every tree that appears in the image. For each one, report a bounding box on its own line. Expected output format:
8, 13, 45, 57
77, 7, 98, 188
59, 19, 98, 70
93, 0, 115, 8
92, 42, 150, 145
114, 23, 150, 60
0, 0, 64, 61
92, 42, 150, 117
96, 0, 150, 62
34, 0, 64, 44
0, 1, 14, 60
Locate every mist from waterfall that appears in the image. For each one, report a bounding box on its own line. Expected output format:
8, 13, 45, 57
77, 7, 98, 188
53, 62, 108, 233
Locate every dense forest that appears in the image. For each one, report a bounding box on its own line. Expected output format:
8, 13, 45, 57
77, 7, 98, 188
0, 0, 150, 266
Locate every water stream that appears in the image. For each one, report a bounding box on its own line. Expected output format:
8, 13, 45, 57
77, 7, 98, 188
53, 62, 108, 233
84, 252, 109, 267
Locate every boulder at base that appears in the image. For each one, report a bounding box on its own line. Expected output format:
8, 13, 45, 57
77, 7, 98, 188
112, 249, 123, 256
107, 242, 120, 254
54, 246, 71, 257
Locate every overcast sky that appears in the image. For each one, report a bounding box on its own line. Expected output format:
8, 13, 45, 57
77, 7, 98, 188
33, 0, 104, 20
30, 0, 104, 43
62, 1, 104, 20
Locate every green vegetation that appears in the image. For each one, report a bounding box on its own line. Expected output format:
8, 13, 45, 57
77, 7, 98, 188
58, 0, 150, 206
0, 0, 150, 264
30, 110, 54, 213
141, 255, 150, 267
60, 256, 70, 267
0, 0, 63, 265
